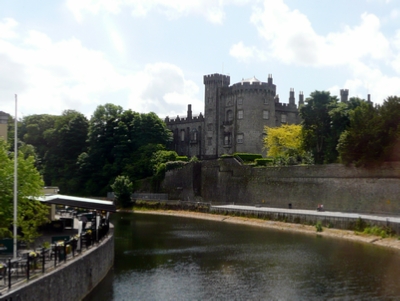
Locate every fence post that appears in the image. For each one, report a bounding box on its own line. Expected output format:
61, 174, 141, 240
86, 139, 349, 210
54, 246, 57, 267
42, 247, 45, 274
27, 256, 30, 281
8, 258, 11, 289
64, 244, 67, 263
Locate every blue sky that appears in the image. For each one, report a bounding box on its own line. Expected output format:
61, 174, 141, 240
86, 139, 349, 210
1, 0, 400, 119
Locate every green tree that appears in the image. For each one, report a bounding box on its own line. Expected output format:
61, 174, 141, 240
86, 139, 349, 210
43, 110, 89, 194
0, 140, 49, 245
300, 91, 336, 164
111, 175, 133, 208
80, 104, 172, 196
263, 124, 312, 165
19, 114, 57, 167
264, 124, 303, 157
338, 96, 400, 166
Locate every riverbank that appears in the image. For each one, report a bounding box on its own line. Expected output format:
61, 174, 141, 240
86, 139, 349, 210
132, 209, 400, 252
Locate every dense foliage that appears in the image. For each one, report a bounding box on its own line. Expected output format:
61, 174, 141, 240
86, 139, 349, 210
262, 124, 313, 165
337, 96, 400, 166
300, 91, 364, 164
14, 104, 173, 196
0, 140, 49, 244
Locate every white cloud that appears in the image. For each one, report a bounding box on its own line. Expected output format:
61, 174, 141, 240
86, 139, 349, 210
66, 0, 250, 24
329, 61, 400, 103
127, 62, 201, 118
229, 41, 256, 61
0, 18, 19, 39
247, 1, 391, 67
0, 19, 200, 118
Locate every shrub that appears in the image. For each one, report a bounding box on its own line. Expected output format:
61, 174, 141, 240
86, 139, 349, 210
176, 156, 189, 162
255, 158, 273, 166
234, 153, 263, 162
354, 217, 367, 232
165, 161, 187, 171
315, 221, 323, 232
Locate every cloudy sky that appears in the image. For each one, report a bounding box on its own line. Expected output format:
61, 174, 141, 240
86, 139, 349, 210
1, 0, 400, 120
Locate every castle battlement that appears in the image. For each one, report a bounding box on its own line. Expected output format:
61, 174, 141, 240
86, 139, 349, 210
203, 73, 230, 86
275, 102, 297, 110
165, 113, 204, 125
231, 81, 276, 93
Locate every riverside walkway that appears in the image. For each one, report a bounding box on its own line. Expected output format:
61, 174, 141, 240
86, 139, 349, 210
210, 205, 400, 231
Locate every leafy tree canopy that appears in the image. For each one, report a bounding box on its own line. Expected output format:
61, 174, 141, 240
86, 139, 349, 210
263, 124, 313, 165
338, 96, 400, 166
0, 139, 49, 245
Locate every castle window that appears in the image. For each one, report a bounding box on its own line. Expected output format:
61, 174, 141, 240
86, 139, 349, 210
207, 137, 212, 146
226, 99, 232, 106
238, 110, 243, 119
226, 110, 233, 121
193, 131, 197, 141
281, 114, 287, 123
238, 97, 243, 105
264, 98, 268, 104
180, 130, 185, 141
207, 123, 213, 131
237, 134, 244, 144
263, 110, 269, 120
224, 134, 231, 145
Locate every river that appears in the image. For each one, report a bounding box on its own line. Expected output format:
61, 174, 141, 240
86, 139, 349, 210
84, 212, 400, 300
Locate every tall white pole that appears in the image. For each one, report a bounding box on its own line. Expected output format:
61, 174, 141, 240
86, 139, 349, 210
13, 94, 18, 259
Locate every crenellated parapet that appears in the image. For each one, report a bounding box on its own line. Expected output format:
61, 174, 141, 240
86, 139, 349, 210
165, 113, 204, 125
203, 73, 230, 86
231, 78, 276, 94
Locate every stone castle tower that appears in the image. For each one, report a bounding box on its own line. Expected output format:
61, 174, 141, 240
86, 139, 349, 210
165, 73, 302, 159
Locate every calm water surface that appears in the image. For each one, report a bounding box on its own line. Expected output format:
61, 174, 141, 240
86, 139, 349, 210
84, 212, 400, 300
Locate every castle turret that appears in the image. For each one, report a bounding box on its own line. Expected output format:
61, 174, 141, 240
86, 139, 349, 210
367, 94, 371, 103
340, 89, 349, 102
203, 73, 230, 159
289, 88, 295, 105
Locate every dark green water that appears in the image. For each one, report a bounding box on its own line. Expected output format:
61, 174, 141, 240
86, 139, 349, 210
84, 212, 400, 300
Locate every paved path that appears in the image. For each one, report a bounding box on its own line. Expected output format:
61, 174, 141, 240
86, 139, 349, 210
211, 205, 400, 224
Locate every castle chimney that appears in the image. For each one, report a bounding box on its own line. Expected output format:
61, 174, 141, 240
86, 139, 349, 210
187, 104, 192, 120
289, 88, 295, 105
340, 89, 349, 102
367, 94, 371, 103
268, 74, 273, 85
299, 91, 304, 106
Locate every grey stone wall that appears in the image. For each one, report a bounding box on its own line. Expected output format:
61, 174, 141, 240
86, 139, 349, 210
0, 230, 114, 301
162, 159, 400, 215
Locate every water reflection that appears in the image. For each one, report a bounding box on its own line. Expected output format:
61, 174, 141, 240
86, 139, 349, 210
85, 212, 400, 300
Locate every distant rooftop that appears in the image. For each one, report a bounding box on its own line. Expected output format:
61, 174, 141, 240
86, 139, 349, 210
240, 76, 261, 84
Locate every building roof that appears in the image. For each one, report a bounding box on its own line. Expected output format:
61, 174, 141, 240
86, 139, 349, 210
34, 194, 116, 212
240, 76, 261, 84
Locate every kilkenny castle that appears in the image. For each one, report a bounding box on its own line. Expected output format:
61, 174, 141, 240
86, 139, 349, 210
165, 73, 303, 159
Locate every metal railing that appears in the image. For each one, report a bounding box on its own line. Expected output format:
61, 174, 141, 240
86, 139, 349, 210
0, 223, 111, 295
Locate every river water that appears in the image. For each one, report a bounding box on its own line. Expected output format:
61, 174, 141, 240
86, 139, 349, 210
84, 212, 400, 300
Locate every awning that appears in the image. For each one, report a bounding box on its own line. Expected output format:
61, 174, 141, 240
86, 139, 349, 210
34, 194, 116, 212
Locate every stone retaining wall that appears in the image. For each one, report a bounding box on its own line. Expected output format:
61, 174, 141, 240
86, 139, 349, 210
162, 159, 400, 215
0, 229, 114, 301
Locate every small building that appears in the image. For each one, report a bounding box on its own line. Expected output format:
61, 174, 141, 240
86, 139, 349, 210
0, 111, 9, 141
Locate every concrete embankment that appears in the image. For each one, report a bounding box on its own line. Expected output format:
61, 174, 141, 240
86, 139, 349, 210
0, 228, 114, 301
